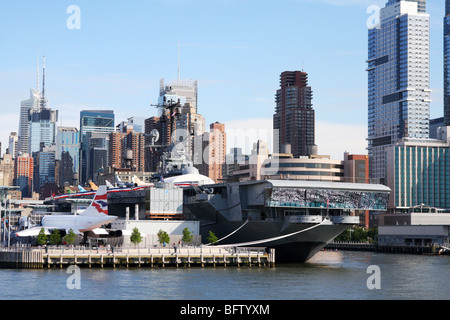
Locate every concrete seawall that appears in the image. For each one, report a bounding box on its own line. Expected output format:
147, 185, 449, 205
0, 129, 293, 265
0, 246, 275, 269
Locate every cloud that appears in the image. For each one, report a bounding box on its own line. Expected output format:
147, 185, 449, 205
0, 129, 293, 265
316, 121, 368, 159
224, 117, 368, 160
224, 118, 273, 155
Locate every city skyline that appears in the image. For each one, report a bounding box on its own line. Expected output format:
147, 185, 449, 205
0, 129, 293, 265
0, 0, 446, 160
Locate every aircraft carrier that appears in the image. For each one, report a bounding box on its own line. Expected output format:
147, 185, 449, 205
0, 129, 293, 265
45, 177, 390, 262
182, 179, 390, 262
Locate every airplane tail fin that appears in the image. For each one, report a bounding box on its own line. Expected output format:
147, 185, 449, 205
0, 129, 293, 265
132, 175, 143, 186
115, 175, 124, 187
89, 181, 99, 191
80, 185, 108, 216
105, 180, 114, 189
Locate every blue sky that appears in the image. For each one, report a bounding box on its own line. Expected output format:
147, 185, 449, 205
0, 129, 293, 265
0, 0, 446, 159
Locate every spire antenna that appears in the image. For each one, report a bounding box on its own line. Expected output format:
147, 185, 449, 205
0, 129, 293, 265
42, 55, 46, 99
39, 55, 48, 109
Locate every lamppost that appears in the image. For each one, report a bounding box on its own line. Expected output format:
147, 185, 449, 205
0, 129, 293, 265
349, 228, 354, 242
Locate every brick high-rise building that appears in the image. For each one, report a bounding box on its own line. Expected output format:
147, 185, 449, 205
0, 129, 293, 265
274, 71, 315, 158
199, 122, 226, 183
14, 153, 34, 198
109, 123, 145, 172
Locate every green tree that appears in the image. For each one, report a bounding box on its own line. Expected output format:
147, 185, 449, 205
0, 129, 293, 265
182, 227, 193, 244
49, 229, 62, 246
63, 229, 77, 245
157, 229, 170, 245
36, 228, 48, 246
206, 231, 218, 245
335, 226, 379, 242
130, 227, 143, 246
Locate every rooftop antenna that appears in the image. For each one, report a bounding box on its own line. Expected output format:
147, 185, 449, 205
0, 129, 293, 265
42, 56, 46, 99
40, 56, 48, 109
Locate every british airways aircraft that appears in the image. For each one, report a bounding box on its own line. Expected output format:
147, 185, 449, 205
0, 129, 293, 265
16, 186, 117, 237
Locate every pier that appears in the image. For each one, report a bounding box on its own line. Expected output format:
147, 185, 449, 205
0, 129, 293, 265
0, 246, 275, 269
325, 241, 438, 255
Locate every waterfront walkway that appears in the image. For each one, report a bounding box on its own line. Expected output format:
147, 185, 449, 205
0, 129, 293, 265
0, 245, 275, 269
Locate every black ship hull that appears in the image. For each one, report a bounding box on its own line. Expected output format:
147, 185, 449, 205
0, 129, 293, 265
199, 219, 349, 263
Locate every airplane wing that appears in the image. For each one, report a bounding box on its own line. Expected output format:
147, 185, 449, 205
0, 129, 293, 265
92, 228, 109, 235
16, 227, 84, 237
16, 227, 51, 237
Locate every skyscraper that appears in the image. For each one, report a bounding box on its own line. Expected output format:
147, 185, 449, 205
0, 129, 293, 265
56, 127, 80, 186
145, 78, 205, 173
86, 132, 110, 184
367, 0, 431, 183
274, 71, 315, 158
445, 0, 450, 125
387, 0, 426, 13
28, 107, 58, 154
14, 153, 33, 198
8, 132, 18, 159
18, 89, 40, 154
199, 122, 226, 183
79, 110, 115, 183
109, 123, 145, 172
159, 78, 198, 113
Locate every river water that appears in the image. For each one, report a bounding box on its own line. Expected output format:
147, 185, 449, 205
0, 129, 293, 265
0, 251, 448, 301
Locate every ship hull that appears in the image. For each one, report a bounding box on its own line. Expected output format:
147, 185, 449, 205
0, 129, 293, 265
199, 219, 349, 263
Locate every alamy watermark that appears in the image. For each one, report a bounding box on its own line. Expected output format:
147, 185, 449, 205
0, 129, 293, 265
67, 5, 81, 30
66, 265, 81, 290
366, 265, 381, 290
367, 5, 381, 30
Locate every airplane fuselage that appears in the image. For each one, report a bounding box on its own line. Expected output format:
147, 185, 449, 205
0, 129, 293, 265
41, 214, 117, 232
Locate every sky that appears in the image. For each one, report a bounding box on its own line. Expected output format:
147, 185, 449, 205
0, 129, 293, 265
0, 0, 446, 159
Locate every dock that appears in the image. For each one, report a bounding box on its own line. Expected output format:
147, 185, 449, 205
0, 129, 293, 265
0, 246, 275, 269
325, 241, 438, 255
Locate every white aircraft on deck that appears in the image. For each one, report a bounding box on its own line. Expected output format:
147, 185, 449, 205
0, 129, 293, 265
15, 186, 117, 237
132, 175, 154, 187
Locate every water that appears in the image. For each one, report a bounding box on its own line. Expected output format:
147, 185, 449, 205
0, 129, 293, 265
0, 251, 449, 300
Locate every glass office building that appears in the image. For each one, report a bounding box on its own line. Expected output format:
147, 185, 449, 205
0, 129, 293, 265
445, 0, 450, 125
29, 108, 58, 154
386, 138, 450, 211
79, 110, 114, 184
56, 127, 80, 186
367, 0, 431, 183
387, 0, 426, 13
18, 90, 40, 154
